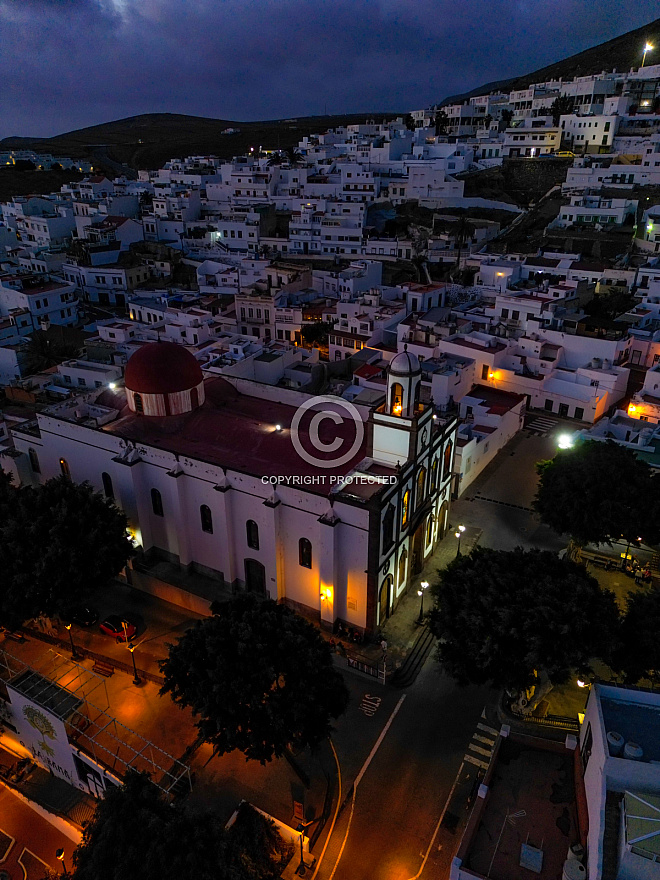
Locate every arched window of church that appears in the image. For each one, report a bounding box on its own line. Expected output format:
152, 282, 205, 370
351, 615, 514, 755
299, 538, 312, 569
200, 504, 213, 533
426, 515, 434, 546
59, 458, 71, 480
416, 467, 426, 504
190, 386, 199, 409
134, 392, 144, 414
382, 504, 394, 551
401, 489, 410, 528
430, 459, 438, 492
246, 520, 259, 550
102, 472, 114, 500
151, 488, 163, 517
443, 440, 453, 481
398, 548, 407, 586
390, 382, 403, 416
28, 448, 40, 474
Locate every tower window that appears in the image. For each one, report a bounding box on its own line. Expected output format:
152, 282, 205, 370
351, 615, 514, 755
390, 382, 404, 416
401, 489, 410, 528
134, 392, 144, 414
382, 505, 394, 551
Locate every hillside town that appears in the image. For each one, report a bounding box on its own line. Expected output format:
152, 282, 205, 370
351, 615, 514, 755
2, 33, 660, 880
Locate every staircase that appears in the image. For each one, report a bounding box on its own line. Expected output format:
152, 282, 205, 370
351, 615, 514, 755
391, 625, 436, 688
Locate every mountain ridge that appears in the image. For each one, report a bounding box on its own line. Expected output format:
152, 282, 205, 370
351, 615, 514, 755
441, 15, 660, 105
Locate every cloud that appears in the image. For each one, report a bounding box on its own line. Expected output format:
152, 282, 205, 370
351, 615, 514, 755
0, 0, 658, 137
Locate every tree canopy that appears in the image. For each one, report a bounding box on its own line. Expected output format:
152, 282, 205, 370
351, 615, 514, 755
550, 95, 575, 126
70, 771, 291, 880
613, 585, 660, 686
429, 547, 619, 691
160, 594, 349, 763
0, 476, 133, 629
534, 439, 660, 547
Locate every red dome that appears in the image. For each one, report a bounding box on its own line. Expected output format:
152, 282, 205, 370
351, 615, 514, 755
125, 342, 203, 395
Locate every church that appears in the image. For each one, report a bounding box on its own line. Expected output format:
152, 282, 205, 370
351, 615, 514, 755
8, 341, 457, 634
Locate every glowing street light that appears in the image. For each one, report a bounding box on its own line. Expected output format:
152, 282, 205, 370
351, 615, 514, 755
455, 524, 466, 557
56, 848, 67, 874
642, 42, 654, 68
128, 642, 140, 686
416, 580, 430, 624
557, 433, 574, 449
64, 623, 81, 661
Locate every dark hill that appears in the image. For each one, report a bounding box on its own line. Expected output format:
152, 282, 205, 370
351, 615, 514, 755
442, 16, 660, 105
0, 111, 394, 173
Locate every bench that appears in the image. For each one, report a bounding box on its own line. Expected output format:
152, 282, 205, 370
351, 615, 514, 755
92, 659, 114, 677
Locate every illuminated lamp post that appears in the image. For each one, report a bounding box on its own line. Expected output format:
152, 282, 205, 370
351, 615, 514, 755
128, 642, 140, 686
416, 581, 429, 625
642, 43, 654, 68
64, 623, 81, 661
455, 524, 466, 557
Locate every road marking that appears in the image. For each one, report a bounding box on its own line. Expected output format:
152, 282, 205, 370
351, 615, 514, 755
404, 761, 465, 880
473, 734, 495, 747
310, 738, 341, 880
464, 754, 490, 770
469, 743, 493, 758
326, 694, 406, 880
355, 694, 406, 787
477, 722, 499, 737
359, 693, 382, 716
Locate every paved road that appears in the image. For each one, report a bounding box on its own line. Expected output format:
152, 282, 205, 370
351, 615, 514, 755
314, 662, 494, 880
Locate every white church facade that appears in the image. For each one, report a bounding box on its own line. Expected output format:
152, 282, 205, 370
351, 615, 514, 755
6, 341, 457, 634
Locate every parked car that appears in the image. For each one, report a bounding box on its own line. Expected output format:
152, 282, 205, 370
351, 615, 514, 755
61, 605, 99, 627
99, 615, 137, 643
556, 150, 575, 158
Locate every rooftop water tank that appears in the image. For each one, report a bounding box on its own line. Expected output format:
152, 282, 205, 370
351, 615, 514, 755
607, 730, 625, 756
562, 860, 586, 880
624, 741, 644, 761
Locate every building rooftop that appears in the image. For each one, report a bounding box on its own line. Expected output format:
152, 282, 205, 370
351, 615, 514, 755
600, 696, 660, 764
459, 735, 581, 880
102, 377, 376, 499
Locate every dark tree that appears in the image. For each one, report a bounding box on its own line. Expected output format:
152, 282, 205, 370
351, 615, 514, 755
160, 594, 349, 763
613, 585, 660, 685
404, 113, 416, 132
284, 146, 305, 166
550, 95, 575, 126
451, 216, 475, 273
500, 108, 514, 127
71, 771, 291, 880
24, 329, 80, 373
302, 320, 333, 345
429, 547, 620, 692
434, 109, 449, 135
535, 439, 660, 548
0, 477, 133, 629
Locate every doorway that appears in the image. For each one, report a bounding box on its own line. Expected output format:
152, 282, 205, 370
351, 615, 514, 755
558, 403, 569, 418
244, 559, 266, 594
412, 523, 424, 575
379, 575, 393, 624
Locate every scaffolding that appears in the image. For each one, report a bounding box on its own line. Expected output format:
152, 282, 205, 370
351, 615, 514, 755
0, 648, 192, 797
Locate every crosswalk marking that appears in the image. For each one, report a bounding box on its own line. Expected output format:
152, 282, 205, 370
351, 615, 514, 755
469, 743, 493, 757
474, 734, 495, 747
464, 753, 490, 771
526, 416, 558, 436
477, 722, 499, 737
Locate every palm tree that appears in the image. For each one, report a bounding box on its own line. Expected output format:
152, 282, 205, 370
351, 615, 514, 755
267, 152, 283, 167
24, 330, 80, 374
284, 146, 305, 166
451, 217, 475, 277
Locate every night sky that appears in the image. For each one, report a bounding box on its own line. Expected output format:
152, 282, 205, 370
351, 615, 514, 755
1, 0, 658, 138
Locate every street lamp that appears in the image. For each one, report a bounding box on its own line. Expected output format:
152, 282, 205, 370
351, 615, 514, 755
56, 848, 67, 874
642, 42, 654, 68
416, 581, 429, 625
64, 623, 81, 661
295, 819, 315, 875
557, 433, 574, 449
455, 524, 466, 557
127, 642, 140, 686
